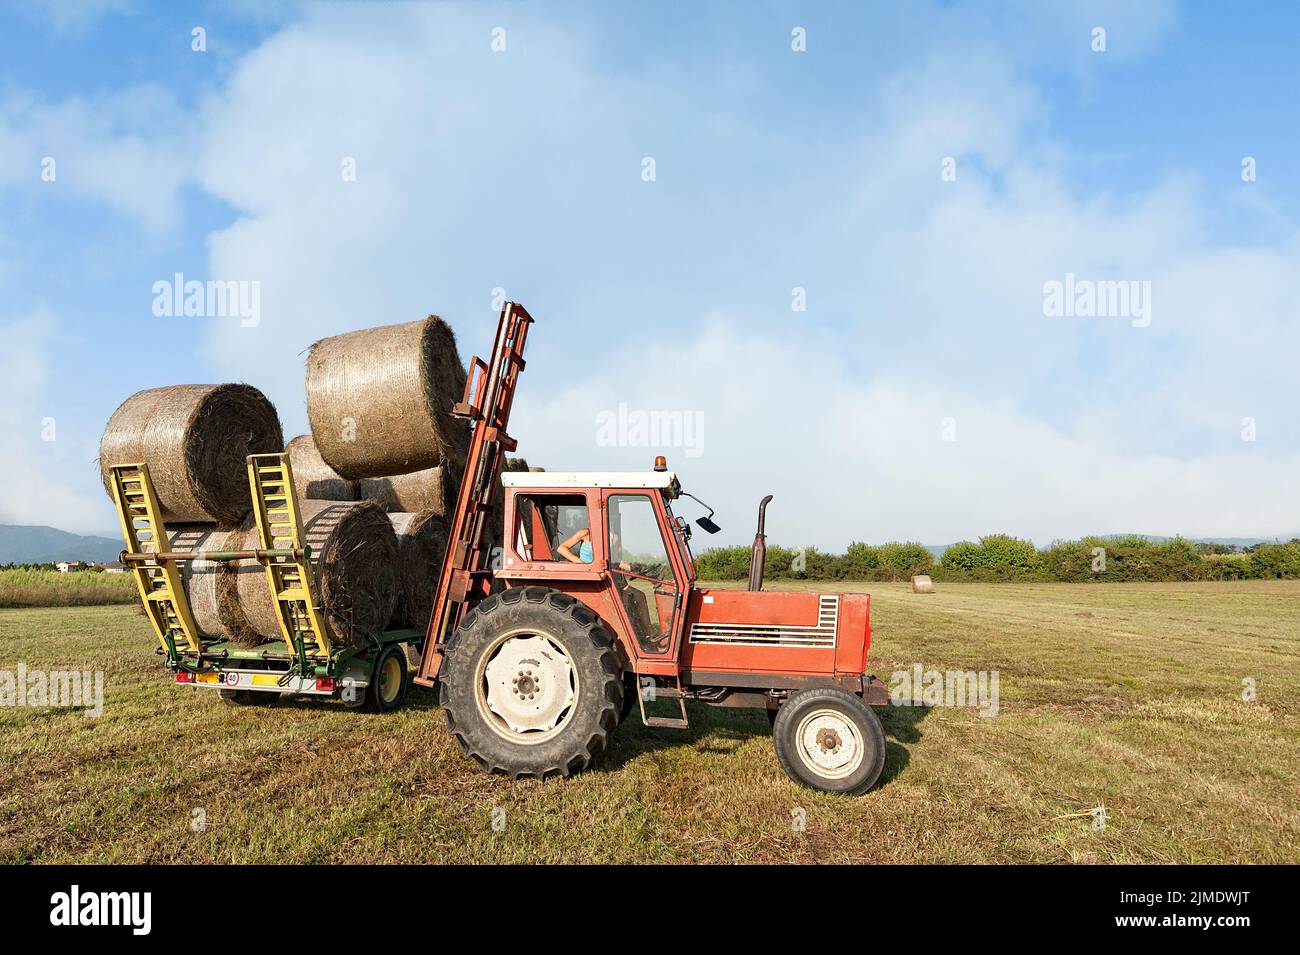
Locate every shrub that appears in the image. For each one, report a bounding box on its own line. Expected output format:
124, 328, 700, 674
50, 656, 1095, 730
694, 536, 1300, 583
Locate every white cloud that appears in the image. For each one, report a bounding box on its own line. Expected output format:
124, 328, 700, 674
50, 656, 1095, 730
168, 2, 1298, 546
0, 308, 110, 533
520, 320, 1300, 548
0, 86, 197, 232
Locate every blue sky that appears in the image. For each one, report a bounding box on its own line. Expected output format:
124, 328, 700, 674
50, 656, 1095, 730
1, 0, 1297, 547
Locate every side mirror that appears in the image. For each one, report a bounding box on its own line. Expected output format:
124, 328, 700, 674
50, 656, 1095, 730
696, 516, 721, 534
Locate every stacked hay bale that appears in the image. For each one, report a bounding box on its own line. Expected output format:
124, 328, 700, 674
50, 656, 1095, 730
300, 317, 473, 635
168, 525, 251, 644
231, 501, 399, 648
305, 316, 469, 479
357, 464, 459, 516
100, 314, 508, 651
285, 434, 357, 501
99, 384, 283, 524
388, 511, 449, 631
100, 385, 283, 646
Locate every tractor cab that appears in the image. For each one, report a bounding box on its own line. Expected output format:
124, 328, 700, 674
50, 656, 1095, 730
497, 465, 694, 672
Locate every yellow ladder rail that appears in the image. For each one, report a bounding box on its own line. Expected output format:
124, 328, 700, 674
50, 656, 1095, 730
108, 463, 202, 655
246, 453, 331, 658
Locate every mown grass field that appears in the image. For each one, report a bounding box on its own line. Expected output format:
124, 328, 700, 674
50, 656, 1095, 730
1, 580, 1296, 864
0, 568, 136, 609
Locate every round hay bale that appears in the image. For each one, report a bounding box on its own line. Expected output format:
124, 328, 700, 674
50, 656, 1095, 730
168, 524, 255, 644
388, 511, 449, 631
358, 464, 458, 515
286, 435, 357, 501
306, 316, 470, 480
911, 574, 934, 594
99, 384, 284, 524
490, 457, 534, 539
233, 500, 399, 648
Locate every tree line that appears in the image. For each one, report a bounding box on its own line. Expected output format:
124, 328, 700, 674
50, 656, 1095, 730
693, 535, 1300, 582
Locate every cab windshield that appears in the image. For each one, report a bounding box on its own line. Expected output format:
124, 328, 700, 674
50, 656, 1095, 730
663, 500, 696, 584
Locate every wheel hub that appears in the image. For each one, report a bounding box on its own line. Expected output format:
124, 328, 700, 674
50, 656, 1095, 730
797, 710, 863, 778
483, 634, 576, 736
815, 727, 843, 754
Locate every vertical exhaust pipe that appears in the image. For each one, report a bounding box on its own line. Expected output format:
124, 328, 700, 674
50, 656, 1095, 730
747, 495, 774, 591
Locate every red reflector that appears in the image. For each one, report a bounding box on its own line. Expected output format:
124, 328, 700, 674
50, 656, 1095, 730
316, 678, 335, 692
175, 672, 194, 683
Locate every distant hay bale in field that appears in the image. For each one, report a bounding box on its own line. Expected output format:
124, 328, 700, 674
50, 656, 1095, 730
168, 524, 254, 644
357, 464, 458, 515
389, 511, 449, 631
305, 316, 469, 480
285, 435, 357, 501
911, 575, 934, 594
233, 500, 399, 648
99, 384, 284, 524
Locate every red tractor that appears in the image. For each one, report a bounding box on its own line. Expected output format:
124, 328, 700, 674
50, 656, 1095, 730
416, 304, 890, 794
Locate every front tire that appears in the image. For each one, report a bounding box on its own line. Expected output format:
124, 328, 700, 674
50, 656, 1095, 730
772, 688, 885, 795
440, 587, 623, 780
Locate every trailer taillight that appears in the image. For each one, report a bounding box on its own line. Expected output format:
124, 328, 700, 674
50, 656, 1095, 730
316, 677, 335, 692
175, 672, 195, 684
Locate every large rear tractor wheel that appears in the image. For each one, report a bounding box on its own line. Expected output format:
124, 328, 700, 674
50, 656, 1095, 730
771, 688, 886, 795
439, 587, 624, 780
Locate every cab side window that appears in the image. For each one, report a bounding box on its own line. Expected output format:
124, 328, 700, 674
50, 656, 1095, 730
513, 494, 594, 565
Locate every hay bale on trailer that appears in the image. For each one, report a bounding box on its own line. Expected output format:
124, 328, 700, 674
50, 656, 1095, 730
490, 457, 535, 540
168, 524, 257, 645
357, 464, 458, 515
285, 435, 357, 501
99, 384, 284, 524
232, 500, 399, 649
305, 316, 469, 480
388, 511, 449, 631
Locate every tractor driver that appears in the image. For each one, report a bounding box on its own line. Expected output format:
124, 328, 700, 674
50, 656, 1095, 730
556, 525, 594, 564
557, 524, 632, 573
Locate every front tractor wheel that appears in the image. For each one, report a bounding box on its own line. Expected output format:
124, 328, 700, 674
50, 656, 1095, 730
440, 587, 624, 780
772, 688, 886, 795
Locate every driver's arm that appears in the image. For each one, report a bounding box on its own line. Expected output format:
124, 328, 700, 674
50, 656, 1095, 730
555, 528, 589, 563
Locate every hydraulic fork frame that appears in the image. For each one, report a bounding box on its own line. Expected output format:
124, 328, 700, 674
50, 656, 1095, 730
414, 301, 532, 686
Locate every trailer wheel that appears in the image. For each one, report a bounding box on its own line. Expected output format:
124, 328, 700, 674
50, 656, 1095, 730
219, 688, 274, 707
440, 586, 623, 780
771, 688, 885, 795
364, 645, 409, 713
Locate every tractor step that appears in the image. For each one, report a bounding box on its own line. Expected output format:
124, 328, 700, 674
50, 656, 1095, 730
641, 714, 690, 729
635, 673, 689, 729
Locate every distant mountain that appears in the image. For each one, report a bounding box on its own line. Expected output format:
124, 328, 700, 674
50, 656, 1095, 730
0, 525, 124, 565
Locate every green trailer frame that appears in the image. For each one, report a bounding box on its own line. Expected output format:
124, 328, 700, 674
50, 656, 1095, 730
108, 456, 424, 711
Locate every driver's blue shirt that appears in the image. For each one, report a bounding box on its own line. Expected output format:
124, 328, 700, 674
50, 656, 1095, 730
579, 540, 594, 563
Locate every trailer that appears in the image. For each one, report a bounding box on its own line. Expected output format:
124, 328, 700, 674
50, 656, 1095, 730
108, 454, 418, 712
